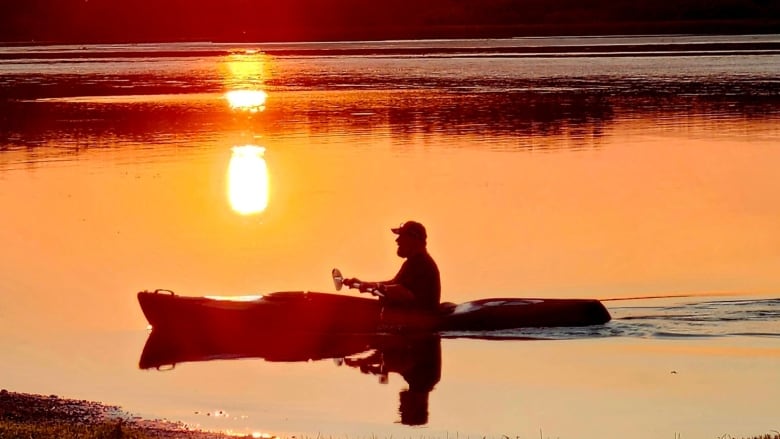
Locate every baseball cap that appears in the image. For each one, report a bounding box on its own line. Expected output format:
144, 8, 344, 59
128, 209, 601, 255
391, 221, 427, 240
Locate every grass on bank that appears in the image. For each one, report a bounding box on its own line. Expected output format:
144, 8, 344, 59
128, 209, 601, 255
0, 420, 143, 439
0, 419, 779, 439
0, 419, 237, 439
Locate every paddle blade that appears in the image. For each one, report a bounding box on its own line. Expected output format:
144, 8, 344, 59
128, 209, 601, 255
332, 268, 344, 291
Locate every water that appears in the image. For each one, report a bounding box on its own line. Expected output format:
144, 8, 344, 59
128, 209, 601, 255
465, 297, 780, 340
1, 35, 780, 439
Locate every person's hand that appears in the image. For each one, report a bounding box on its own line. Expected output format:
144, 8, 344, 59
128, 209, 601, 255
343, 278, 361, 288
359, 282, 378, 293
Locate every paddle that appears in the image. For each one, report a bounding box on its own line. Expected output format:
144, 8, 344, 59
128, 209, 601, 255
332, 268, 385, 298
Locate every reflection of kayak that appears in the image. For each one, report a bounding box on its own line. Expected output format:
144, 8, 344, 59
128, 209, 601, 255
138, 327, 382, 369
137, 289, 610, 334
138, 327, 438, 371
138, 327, 443, 427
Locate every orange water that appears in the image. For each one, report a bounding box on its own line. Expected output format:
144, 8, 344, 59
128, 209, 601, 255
1, 42, 779, 438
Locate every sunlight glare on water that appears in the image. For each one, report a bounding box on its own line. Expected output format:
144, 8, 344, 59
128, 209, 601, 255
222, 51, 270, 112
222, 51, 271, 88
227, 145, 269, 215
225, 89, 268, 112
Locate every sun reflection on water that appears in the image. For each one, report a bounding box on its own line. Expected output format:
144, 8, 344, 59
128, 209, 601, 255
222, 50, 270, 113
225, 89, 268, 112
223, 51, 270, 87
227, 145, 269, 215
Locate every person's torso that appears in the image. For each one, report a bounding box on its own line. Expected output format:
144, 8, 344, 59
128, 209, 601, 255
393, 251, 441, 311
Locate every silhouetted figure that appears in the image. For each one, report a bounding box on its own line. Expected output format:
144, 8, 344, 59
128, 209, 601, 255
345, 334, 441, 426
345, 221, 441, 312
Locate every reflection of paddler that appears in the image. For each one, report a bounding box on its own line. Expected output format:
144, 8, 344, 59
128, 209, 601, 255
399, 389, 429, 426
344, 334, 441, 426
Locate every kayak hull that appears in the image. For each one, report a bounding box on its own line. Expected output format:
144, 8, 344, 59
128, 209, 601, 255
138, 290, 382, 334
138, 290, 610, 334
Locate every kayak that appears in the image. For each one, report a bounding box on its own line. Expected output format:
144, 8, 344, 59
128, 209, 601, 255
137, 289, 611, 334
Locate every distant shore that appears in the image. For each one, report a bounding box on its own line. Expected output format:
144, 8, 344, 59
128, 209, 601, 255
1, 19, 779, 46
1, 35, 779, 63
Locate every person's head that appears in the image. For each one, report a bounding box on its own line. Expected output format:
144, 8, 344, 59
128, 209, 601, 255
398, 389, 429, 426
391, 221, 427, 258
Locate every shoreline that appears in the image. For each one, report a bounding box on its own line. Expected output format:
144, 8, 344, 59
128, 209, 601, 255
0, 389, 245, 439
2, 389, 779, 439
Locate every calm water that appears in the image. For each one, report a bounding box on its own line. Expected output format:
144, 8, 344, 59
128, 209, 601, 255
1, 35, 780, 438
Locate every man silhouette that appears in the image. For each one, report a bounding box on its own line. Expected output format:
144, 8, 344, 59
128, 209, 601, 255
345, 221, 441, 312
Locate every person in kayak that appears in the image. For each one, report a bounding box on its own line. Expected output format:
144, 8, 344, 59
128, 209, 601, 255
345, 221, 441, 312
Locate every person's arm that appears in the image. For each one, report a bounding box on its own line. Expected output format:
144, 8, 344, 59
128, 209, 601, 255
342, 278, 393, 292
376, 282, 415, 304
343, 278, 414, 303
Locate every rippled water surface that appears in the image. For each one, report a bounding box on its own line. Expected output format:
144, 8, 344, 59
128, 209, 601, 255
1, 35, 779, 439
